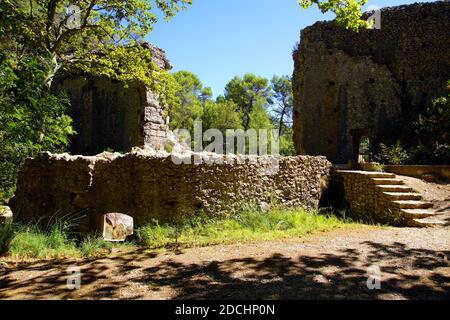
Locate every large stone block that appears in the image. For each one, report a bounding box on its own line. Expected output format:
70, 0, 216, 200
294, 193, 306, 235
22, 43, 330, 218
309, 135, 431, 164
0, 206, 13, 222
101, 213, 134, 242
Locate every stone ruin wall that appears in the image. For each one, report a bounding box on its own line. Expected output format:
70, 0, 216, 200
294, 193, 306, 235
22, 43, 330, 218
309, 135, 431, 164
293, 1, 450, 163
52, 44, 172, 155
10, 150, 331, 231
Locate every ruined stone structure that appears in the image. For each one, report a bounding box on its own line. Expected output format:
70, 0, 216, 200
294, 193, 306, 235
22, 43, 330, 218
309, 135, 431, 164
293, 1, 450, 163
11, 150, 331, 231
52, 43, 172, 155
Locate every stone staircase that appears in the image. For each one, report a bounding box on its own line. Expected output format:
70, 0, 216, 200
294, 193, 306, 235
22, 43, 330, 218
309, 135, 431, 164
336, 170, 444, 227
370, 172, 441, 227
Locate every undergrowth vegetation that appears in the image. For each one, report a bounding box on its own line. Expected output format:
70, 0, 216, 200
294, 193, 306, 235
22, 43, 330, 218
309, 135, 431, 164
0, 220, 116, 259
0, 207, 362, 259
136, 207, 360, 249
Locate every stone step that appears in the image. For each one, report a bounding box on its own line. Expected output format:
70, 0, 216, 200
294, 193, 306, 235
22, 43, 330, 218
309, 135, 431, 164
392, 200, 434, 210
359, 172, 397, 179
383, 192, 422, 201
372, 178, 405, 185
413, 218, 446, 227
376, 185, 414, 192
401, 209, 437, 219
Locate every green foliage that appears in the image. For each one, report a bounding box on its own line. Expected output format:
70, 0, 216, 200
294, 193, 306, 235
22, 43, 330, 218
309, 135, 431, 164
248, 98, 274, 131
168, 71, 296, 156
271, 75, 293, 136
299, 0, 369, 31
80, 234, 113, 257
169, 70, 208, 133
410, 92, 450, 164
372, 163, 385, 172
71, 45, 181, 108
9, 223, 79, 259
136, 207, 359, 249
279, 128, 296, 156
224, 74, 272, 130
0, 0, 193, 93
202, 100, 243, 133
4, 223, 121, 259
0, 53, 74, 199
375, 142, 410, 165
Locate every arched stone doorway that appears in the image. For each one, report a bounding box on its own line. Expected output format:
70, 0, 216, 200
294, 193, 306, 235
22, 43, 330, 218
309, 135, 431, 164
350, 129, 372, 165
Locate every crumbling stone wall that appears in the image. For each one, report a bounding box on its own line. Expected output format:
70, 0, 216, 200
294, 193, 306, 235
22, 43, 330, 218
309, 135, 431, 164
52, 43, 171, 155
10, 150, 331, 231
293, 1, 450, 163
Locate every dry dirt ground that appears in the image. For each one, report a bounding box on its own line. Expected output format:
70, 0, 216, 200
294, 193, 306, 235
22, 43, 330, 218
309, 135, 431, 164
0, 225, 449, 300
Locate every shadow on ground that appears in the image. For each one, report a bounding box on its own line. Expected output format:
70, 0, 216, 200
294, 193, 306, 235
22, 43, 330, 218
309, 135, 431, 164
0, 241, 449, 300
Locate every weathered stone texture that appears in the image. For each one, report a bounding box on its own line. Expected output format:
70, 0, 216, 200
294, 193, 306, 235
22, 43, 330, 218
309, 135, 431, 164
101, 213, 134, 242
52, 43, 172, 155
10, 150, 331, 231
326, 170, 419, 226
293, 1, 450, 163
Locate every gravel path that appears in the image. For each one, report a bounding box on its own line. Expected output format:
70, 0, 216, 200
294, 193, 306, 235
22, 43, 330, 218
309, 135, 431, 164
1, 225, 449, 300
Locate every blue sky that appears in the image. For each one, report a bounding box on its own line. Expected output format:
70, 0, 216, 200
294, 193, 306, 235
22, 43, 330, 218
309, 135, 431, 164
147, 0, 434, 97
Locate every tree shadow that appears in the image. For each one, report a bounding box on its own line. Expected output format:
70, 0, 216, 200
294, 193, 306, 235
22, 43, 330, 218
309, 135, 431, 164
137, 242, 449, 300
0, 242, 448, 300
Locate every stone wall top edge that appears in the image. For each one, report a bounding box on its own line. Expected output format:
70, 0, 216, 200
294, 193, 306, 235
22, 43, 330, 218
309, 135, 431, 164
32, 150, 331, 164
300, 1, 450, 36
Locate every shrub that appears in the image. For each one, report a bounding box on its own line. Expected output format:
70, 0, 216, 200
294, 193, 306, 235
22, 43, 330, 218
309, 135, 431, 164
410, 92, 450, 164
374, 142, 410, 165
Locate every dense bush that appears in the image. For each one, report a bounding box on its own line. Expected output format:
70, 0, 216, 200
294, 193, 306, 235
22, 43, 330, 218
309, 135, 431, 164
374, 142, 411, 165
410, 92, 450, 164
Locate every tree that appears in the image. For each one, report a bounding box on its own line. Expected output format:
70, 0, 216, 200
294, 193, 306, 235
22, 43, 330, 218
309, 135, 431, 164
299, 0, 369, 31
224, 74, 272, 130
0, 0, 191, 102
169, 70, 213, 133
271, 75, 293, 137
202, 100, 243, 134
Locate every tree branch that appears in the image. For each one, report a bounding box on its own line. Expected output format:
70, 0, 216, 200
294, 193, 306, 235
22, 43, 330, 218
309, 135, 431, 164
46, 0, 60, 48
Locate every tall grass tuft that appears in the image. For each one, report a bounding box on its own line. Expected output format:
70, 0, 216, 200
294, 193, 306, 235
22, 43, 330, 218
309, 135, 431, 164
9, 222, 79, 259
80, 234, 113, 257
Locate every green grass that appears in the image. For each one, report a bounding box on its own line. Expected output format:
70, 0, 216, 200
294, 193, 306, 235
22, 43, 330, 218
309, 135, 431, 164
136, 208, 360, 249
1, 207, 364, 258
9, 224, 79, 259
2, 223, 118, 259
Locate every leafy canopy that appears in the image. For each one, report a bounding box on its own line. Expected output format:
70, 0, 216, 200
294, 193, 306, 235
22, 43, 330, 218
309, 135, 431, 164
0, 0, 192, 103
299, 0, 369, 31
224, 74, 272, 130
